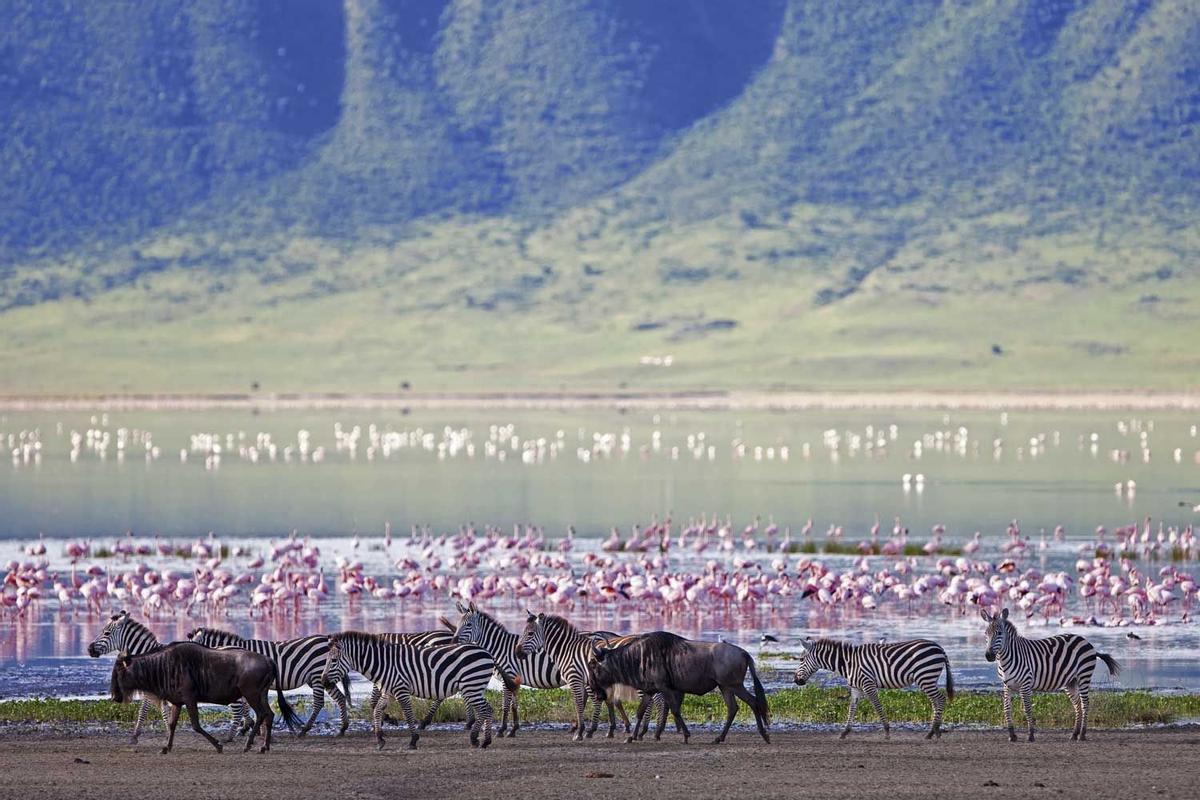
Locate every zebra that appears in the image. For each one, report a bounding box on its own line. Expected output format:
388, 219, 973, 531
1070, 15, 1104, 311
369, 629, 459, 729
981, 607, 1121, 742
187, 627, 351, 738
792, 636, 954, 739
86, 610, 171, 744
516, 610, 660, 741
320, 630, 508, 750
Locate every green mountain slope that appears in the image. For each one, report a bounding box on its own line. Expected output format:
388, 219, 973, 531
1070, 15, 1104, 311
1, 0, 1197, 394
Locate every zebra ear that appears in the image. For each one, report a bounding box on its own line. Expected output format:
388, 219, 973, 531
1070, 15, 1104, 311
456, 599, 467, 613
1000, 607, 1009, 620
526, 608, 536, 621
979, 609, 992, 623
468, 600, 477, 612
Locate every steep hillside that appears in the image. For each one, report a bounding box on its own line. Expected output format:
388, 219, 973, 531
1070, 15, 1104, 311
1, 0, 1198, 393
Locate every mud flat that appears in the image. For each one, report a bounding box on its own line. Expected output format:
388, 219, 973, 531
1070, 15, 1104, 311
2, 726, 1196, 800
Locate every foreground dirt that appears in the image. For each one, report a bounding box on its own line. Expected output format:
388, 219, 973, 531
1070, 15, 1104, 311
1, 726, 1196, 800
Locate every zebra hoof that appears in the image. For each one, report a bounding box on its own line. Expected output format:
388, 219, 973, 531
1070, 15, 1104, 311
585, 730, 595, 739
259, 745, 268, 754
481, 736, 492, 749
505, 729, 517, 739
1008, 733, 1018, 743
128, 736, 139, 746
1027, 735, 1035, 743
624, 736, 635, 744
297, 729, 309, 739
711, 737, 725, 745
160, 747, 170, 755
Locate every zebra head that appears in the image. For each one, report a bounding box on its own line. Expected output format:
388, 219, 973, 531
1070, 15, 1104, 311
321, 633, 352, 690
980, 607, 1011, 662
88, 610, 132, 657
451, 600, 482, 646
516, 610, 545, 656
792, 637, 821, 686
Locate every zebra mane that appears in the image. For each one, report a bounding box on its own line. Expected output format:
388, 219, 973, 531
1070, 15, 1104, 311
469, 607, 508, 633
807, 638, 850, 663
331, 630, 381, 648
194, 626, 245, 643
540, 613, 581, 637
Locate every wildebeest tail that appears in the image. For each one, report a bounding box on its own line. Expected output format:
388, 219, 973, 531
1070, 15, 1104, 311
944, 654, 955, 704
271, 663, 302, 732
746, 653, 771, 726
1098, 652, 1122, 678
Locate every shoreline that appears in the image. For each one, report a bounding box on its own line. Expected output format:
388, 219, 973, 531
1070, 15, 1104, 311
1, 389, 1199, 412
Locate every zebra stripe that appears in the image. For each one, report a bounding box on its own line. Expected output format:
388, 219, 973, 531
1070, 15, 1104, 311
368, 630, 459, 728
793, 637, 954, 739
322, 631, 498, 750
86, 610, 170, 744
187, 627, 350, 737
982, 608, 1121, 741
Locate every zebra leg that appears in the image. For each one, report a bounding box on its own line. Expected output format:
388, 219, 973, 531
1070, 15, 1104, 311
498, 687, 512, 736
1065, 685, 1082, 741
298, 681, 325, 737
396, 691, 419, 750
1019, 687, 1035, 742
324, 681, 351, 737
713, 687, 737, 744
655, 693, 669, 741
371, 684, 399, 726
224, 700, 246, 742
468, 691, 494, 749
925, 686, 946, 740
865, 687, 888, 739
840, 688, 862, 739
570, 680, 588, 742
418, 697, 444, 730
1078, 686, 1091, 741
130, 698, 151, 745
1002, 686, 1017, 742
586, 694, 606, 739
161, 703, 182, 755
509, 690, 520, 738
371, 690, 389, 749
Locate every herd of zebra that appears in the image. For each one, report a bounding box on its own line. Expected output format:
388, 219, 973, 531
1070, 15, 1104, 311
89, 603, 1122, 753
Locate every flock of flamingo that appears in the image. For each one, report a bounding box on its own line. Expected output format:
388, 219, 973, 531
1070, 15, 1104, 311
2, 514, 1197, 627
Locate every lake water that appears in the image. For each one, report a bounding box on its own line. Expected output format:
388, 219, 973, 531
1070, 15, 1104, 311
1, 407, 1198, 701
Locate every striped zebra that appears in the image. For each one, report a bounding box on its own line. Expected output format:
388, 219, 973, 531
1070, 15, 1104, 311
321, 631, 509, 750
370, 629, 459, 729
86, 611, 171, 744
187, 627, 351, 737
793, 637, 954, 740
516, 611, 658, 741
981, 608, 1121, 742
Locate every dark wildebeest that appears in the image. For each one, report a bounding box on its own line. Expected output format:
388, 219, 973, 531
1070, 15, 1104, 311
587, 631, 771, 744
109, 642, 300, 754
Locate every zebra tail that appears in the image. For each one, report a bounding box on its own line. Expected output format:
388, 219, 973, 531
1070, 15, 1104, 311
944, 655, 955, 704
271, 663, 301, 732
341, 671, 352, 706
746, 654, 771, 726
499, 667, 522, 695
1098, 652, 1122, 678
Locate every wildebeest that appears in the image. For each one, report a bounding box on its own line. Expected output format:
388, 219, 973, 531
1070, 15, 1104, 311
109, 642, 300, 754
587, 631, 771, 744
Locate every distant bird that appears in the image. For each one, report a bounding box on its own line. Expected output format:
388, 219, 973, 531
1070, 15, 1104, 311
1126, 632, 1142, 641
991, 344, 1004, 356
760, 633, 779, 644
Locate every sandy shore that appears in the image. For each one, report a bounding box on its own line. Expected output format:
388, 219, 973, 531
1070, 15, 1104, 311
3, 726, 1195, 800
1, 389, 1198, 411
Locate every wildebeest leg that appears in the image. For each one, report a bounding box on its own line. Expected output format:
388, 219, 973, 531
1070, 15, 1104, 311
732, 684, 770, 743
298, 679, 325, 737
244, 687, 275, 754
664, 690, 689, 744
161, 703, 182, 755
713, 687, 738, 744
186, 701, 223, 753
626, 695, 650, 744
613, 699, 631, 736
